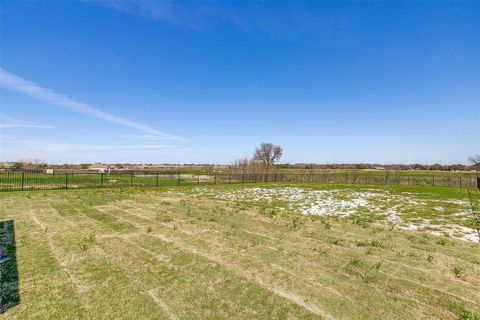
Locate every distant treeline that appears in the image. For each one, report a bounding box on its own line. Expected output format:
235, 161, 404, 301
277, 163, 478, 171
1, 161, 478, 172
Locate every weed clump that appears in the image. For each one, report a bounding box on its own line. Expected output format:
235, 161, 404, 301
348, 257, 363, 267
458, 310, 480, 320
327, 238, 341, 246
356, 239, 384, 248
452, 266, 465, 279
289, 216, 304, 230
436, 238, 448, 245
360, 262, 383, 284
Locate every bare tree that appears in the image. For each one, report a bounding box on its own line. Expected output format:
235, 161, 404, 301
253, 143, 283, 166
469, 154, 480, 165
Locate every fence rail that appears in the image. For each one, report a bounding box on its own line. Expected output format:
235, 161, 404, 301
0, 171, 478, 192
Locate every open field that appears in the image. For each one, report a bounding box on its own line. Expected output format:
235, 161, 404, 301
1, 170, 478, 191
1, 184, 479, 319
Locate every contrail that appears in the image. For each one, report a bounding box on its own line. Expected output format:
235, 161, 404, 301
0, 68, 188, 142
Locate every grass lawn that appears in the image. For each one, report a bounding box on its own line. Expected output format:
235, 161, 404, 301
0, 184, 479, 319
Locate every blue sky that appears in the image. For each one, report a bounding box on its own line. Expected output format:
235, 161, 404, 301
0, 1, 479, 164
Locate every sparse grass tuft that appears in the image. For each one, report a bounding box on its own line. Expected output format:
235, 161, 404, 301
436, 238, 448, 245
360, 262, 383, 284
348, 257, 363, 267
458, 310, 480, 320
453, 266, 465, 279
78, 242, 88, 252
327, 238, 342, 246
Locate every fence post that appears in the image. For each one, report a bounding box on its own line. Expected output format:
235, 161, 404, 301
156, 173, 159, 187
65, 173, 68, 189
177, 173, 180, 186
21, 172, 24, 191
459, 177, 462, 188
101, 173, 104, 187
130, 172, 133, 187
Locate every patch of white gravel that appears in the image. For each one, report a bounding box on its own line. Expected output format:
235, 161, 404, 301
192, 187, 479, 243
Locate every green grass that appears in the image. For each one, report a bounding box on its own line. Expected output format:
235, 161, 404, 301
1, 169, 478, 191
0, 184, 479, 319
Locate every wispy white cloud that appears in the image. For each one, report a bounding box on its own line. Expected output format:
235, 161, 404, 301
91, 1, 320, 38
0, 124, 54, 129
113, 134, 182, 141
0, 116, 54, 129
0, 68, 188, 141
2, 139, 172, 152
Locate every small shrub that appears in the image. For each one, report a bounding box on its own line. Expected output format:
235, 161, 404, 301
324, 222, 331, 230
427, 255, 434, 263
78, 243, 88, 252
146, 226, 153, 233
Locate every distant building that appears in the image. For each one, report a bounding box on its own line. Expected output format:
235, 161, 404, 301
88, 163, 109, 173
0, 162, 15, 169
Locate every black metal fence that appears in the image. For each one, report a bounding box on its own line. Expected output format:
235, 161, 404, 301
0, 171, 478, 192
